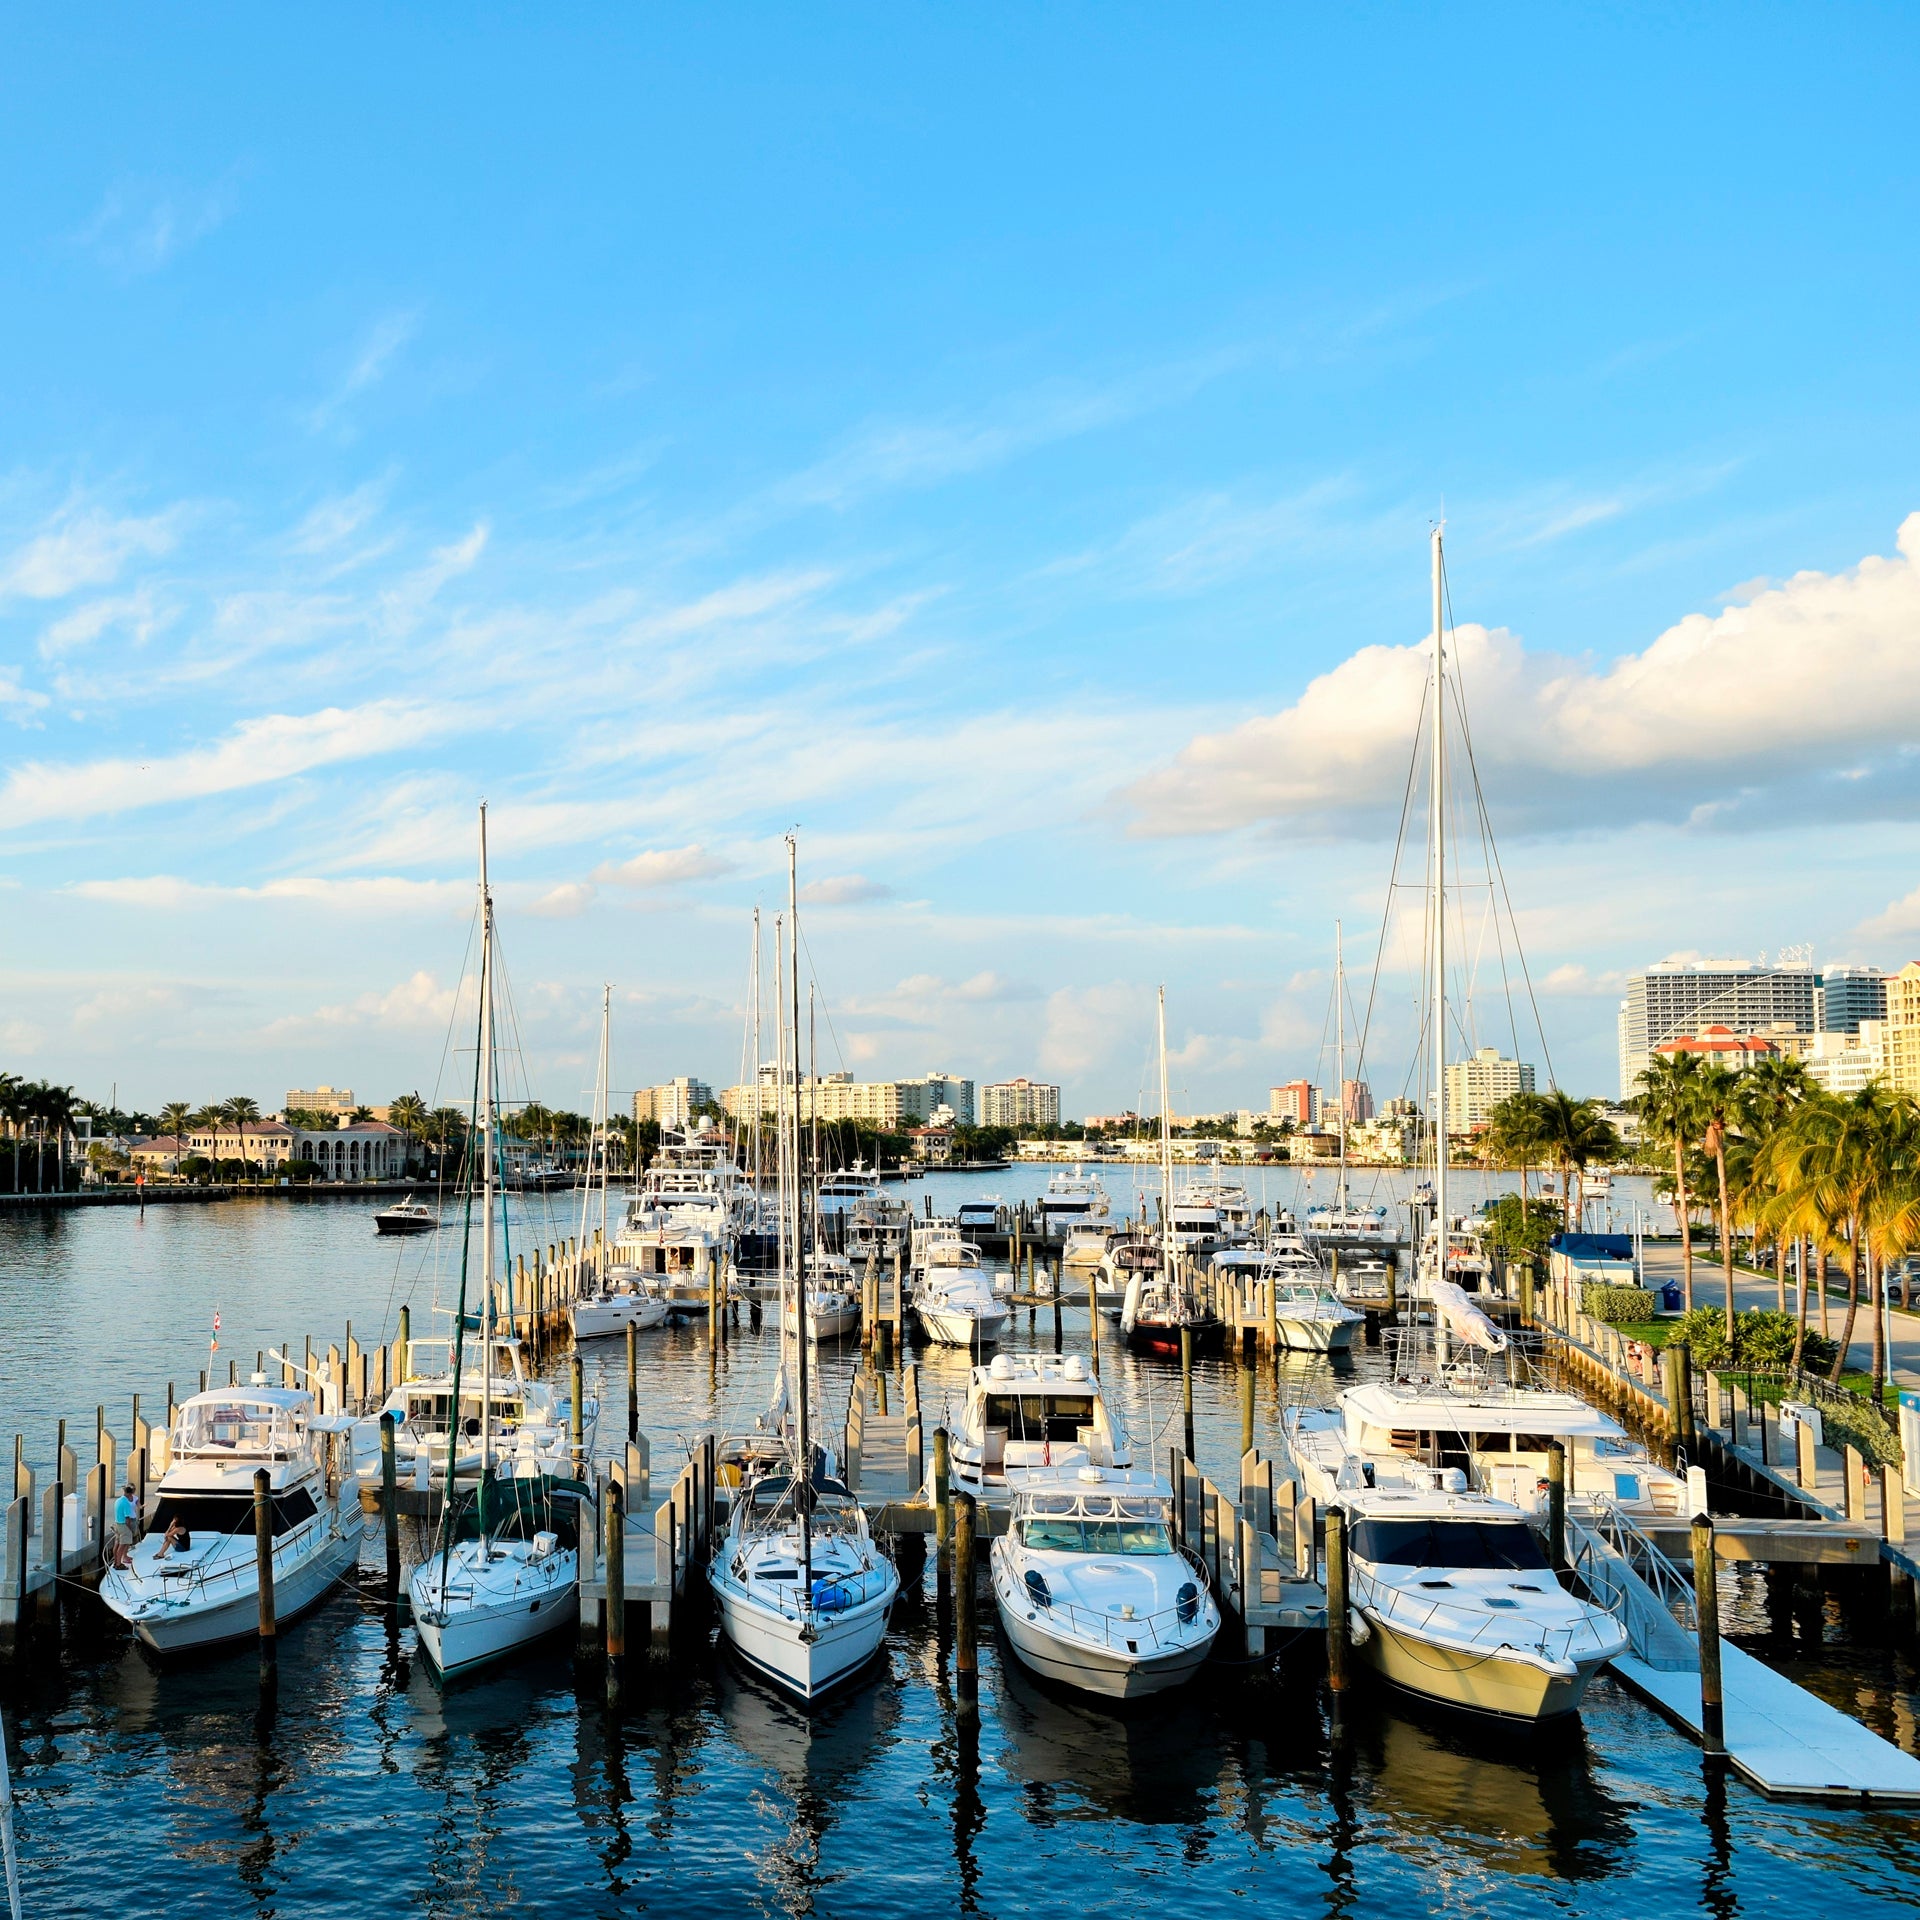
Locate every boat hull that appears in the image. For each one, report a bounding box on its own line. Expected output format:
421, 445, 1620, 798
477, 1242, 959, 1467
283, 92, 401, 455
917, 1304, 1011, 1347
779, 1304, 861, 1339
572, 1294, 670, 1339
1275, 1315, 1358, 1354
712, 1579, 894, 1702
412, 1553, 579, 1680
105, 1521, 365, 1655
1125, 1318, 1227, 1357
994, 1592, 1214, 1699
1360, 1615, 1602, 1721
375, 1217, 435, 1236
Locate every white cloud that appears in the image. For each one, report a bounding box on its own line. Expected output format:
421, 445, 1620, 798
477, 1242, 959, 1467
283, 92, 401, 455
66, 875, 471, 914
799, 873, 892, 906
287, 479, 392, 555
1, 504, 185, 600
38, 589, 170, 658
73, 177, 237, 274
1039, 982, 1154, 1079
265, 969, 460, 1038
0, 700, 452, 829
527, 882, 596, 918
0, 666, 49, 721
591, 846, 735, 889
308, 310, 421, 432
1539, 963, 1630, 996
1128, 513, 1920, 839
72, 984, 188, 1033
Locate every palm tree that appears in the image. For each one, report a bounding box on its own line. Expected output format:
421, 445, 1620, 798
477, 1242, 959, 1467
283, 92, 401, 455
1637, 1050, 1705, 1311
0, 1071, 23, 1193
1738, 1055, 1812, 1312
1531, 1090, 1621, 1242
1692, 1062, 1745, 1348
1485, 1092, 1549, 1220
220, 1094, 262, 1183
158, 1101, 193, 1145
33, 1082, 77, 1193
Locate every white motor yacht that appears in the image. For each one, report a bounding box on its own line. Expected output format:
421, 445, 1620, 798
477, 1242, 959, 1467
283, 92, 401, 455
1303, 1202, 1392, 1248
1061, 1220, 1114, 1268
100, 1378, 369, 1654
910, 1219, 1009, 1347
991, 1467, 1219, 1698
943, 1351, 1132, 1507
955, 1196, 1002, 1234
374, 1195, 437, 1236
816, 1165, 883, 1217
1177, 1177, 1253, 1246
1039, 1168, 1110, 1237
1212, 1247, 1364, 1352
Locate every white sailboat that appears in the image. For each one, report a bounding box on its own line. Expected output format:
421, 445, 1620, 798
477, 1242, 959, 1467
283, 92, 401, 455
573, 985, 671, 1340
711, 838, 899, 1700
411, 804, 582, 1680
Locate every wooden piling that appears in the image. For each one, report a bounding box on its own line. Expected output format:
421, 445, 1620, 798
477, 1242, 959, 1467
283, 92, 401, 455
1087, 1264, 1101, 1372
397, 1305, 410, 1383
1547, 1439, 1567, 1571
1326, 1505, 1349, 1694
570, 1355, 585, 1477
1240, 1361, 1254, 1461
954, 1491, 977, 1702
1180, 1325, 1195, 1462
626, 1322, 639, 1443
254, 1467, 277, 1672
933, 1428, 951, 1592
1691, 1512, 1724, 1752
380, 1412, 401, 1600
605, 1477, 626, 1707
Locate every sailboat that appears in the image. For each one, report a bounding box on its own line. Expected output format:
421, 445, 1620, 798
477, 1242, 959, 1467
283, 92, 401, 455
1119, 988, 1226, 1354
710, 838, 899, 1700
410, 804, 583, 1679
572, 985, 670, 1340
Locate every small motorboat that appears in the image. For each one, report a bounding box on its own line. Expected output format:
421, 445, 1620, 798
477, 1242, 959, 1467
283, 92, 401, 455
991, 1467, 1218, 1698
375, 1195, 437, 1235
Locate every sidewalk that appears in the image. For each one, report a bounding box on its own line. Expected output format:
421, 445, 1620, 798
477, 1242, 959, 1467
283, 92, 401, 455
1639, 1241, 1920, 1392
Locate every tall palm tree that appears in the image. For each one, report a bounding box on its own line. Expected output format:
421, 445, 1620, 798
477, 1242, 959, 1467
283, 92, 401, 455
1531, 1089, 1621, 1243
220, 1094, 262, 1183
1738, 1054, 1812, 1312
0, 1071, 23, 1193
1637, 1050, 1705, 1311
34, 1082, 77, 1193
158, 1101, 193, 1145
1692, 1062, 1744, 1348
1485, 1092, 1549, 1220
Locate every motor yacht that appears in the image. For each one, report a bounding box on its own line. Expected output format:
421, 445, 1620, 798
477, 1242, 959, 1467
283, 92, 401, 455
1061, 1220, 1114, 1268
374, 1195, 437, 1236
909, 1218, 1010, 1347
990, 1466, 1219, 1698
1177, 1177, 1253, 1247
100, 1378, 369, 1654
1210, 1247, 1363, 1352
1039, 1168, 1110, 1236
955, 1196, 1002, 1234
942, 1351, 1132, 1507
817, 1165, 884, 1217
847, 1194, 912, 1263
1303, 1201, 1393, 1249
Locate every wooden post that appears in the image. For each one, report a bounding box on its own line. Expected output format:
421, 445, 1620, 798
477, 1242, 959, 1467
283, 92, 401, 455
954, 1490, 977, 1703
380, 1412, 401, 1601
571, 1355, 586, 1478
255, 1467, 277, 1673
1325, 1505, 1349, 1695
1844, 1444, 1867, 1523
1052, 1272, 1063, 1353
1181, 1325, 1196, 1462
933, 1428, 952, 1594
626, 1322, 639, 1443
1691, 1512, 1723, 1752
1547, 1439, 1567, 1572
605, 1477, 626, 1707
1265, 1276, 1278, 1350
1087, 1264, 1100, 1373
1240, 1361, 1255, 1461
1795, 1413, 1817, 1493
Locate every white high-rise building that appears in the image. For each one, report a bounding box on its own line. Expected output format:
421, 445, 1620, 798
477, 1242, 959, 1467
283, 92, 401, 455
633, 1078, 714, 1129
980, 1079, 1060, 1129
1617, 956, 1818, 1099
1443, 1048, 1535, 1132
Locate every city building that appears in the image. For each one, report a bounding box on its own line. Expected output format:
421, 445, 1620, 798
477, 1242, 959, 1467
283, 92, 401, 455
1884, 963, 1920, 1096
286, 1084, 358, 1118
633, 1078, 715, 1130
722, 1069, 974, 1128
129, 1134, 188, 1176
1083, 1111, 1141, 1133
1443, 1048, 1536, 1131
1341, 1079, 1373, 1124
1818, 965, 1888, 1035
172, 1118, 408, 1180
1616, 956, 1817, 1098
1269, 1080, 1320, 1128
980, 1078, 1061, 1129
1799, 1021, 1887, 1096
1649, 1025, 1782, 1072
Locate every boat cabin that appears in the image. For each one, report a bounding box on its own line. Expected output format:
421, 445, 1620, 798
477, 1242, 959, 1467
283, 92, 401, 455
949, 1351, 1132, 1501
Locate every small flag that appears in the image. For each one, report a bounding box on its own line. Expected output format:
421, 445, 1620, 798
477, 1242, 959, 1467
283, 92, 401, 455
210, 1309, 221, 1354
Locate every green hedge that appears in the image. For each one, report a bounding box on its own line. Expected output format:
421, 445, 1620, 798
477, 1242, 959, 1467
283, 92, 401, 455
1820, 1394, 1903, 1469
1585, 1286, 1655, 1325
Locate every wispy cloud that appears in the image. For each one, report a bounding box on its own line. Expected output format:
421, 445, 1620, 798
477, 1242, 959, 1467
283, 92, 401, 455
1, 501, 188, 601
66, 874, 471, 914
591, 845, 735, 889
0, 700, 453, 830
799, 873, 892, 906
307, 310, 421, 433
73, 174, 239, 275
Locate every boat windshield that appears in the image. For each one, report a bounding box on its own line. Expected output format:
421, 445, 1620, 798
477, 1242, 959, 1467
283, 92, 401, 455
1352, 1517, 1549, 1572
983, 1394, 1095, 1443
175, 1401, 298, 1456
1021, 1516, 1171, 1554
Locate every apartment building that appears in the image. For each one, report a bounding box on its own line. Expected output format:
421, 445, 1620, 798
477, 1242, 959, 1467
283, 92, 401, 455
980, 1078, 1061, 1129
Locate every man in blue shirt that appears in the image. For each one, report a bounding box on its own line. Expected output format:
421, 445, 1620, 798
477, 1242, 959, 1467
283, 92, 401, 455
108, 1482, 138, 1570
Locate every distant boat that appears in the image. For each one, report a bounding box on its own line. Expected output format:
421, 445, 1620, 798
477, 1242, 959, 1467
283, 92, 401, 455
375, 1195, 436, 1236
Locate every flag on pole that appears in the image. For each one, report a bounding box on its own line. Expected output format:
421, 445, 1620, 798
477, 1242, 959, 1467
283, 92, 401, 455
210, 1309, 221, 1355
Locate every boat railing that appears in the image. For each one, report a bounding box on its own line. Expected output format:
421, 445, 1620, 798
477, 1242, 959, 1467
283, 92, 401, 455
1564, 1492, 1699, 1670
1355, 1564, 1617, 1667
141, 1505, 338, 1605
1013, 1550, 1213, 1652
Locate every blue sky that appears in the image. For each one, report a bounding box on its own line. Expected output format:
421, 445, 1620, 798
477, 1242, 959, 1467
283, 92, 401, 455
4, 6, 1920, 1116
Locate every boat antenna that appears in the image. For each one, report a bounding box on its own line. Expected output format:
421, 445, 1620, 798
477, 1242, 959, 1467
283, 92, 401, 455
1335, 918, 1347, 1213
1158, 986, 1175, 1307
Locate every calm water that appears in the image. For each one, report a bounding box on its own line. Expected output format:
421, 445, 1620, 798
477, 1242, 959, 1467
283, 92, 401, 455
3, 1169, 1917, 1918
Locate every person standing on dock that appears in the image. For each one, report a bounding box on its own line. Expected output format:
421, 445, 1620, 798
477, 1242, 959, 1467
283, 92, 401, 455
107, 1481, 138, 1569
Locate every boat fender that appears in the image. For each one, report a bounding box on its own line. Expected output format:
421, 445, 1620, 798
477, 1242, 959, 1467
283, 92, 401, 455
811, 1578, 852, 1614
1176, 1580, 1199, 1625
1024, 1569, 1052, 1610
1347, 1608, 1371, 1647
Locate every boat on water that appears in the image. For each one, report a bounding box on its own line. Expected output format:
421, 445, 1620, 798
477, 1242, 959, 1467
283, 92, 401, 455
955, 1196, 1001, 1234
990, 1466, 1219, 1698
712, 836, 899, 1701
909, 1219, 1010, 1346
943, 1350, 1132, 1507
779, 1252, 862, 1340
1039, 1168, 1110, 1237
1209, 1247, 1363, 1352
817, 1165, 883, 1217
410, 805, 583, 1681
100, 1377, 369, 1654
1173, 1177, 1252, 1249
847, 1193, 912, 1262
572, 1280, 671, 1340
374, 1195, 437, 1236
1062, 1220, 1114, 1268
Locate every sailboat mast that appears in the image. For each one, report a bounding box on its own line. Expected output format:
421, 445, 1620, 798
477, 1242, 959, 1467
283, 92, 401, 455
1430, 524, 1449, 1258
788, 836, 812, 1588
1335, 919, 1347, 1212
749, 908, 763, 1195
1158, 986, 1174, 1295
598, 984, 612, 1259
478, 802, 496, 1545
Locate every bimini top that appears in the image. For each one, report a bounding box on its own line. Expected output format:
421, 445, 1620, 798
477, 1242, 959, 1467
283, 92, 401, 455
172, 1384, 313, 1458
1339, 1379, 1626, 1440
971, 1351, 1097, 1392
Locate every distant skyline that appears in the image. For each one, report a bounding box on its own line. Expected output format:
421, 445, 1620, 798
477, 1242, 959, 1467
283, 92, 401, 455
4, 9, 1920, 1114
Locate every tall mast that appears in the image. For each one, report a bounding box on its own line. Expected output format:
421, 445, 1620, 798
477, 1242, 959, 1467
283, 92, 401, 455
1335, 919, 1347, 1212
774, 915, 790, 1404
787, 836, 812, 1589
1430, 524, 1449, 1259
594, 984, 611, 1258
1158, 986, 1174, 1297
478, 801, 495, 1548
749, 909, 763, 1195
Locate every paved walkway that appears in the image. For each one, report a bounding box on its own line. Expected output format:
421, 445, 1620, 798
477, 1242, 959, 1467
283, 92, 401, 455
1640, 1241, 1920, 1392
